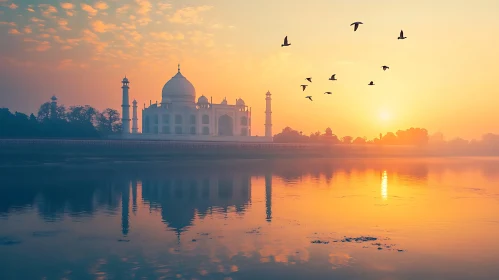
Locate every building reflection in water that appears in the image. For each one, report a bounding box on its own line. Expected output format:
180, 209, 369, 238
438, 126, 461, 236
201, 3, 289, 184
265, 173, 272, 222
121, 181, 130, 236
137, 171, 254, 241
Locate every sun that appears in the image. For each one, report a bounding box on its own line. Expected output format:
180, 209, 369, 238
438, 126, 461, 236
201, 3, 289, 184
379, 110, 391, 121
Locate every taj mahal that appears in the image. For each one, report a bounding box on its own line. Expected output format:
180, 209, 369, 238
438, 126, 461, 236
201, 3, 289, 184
120, 65, 273, 142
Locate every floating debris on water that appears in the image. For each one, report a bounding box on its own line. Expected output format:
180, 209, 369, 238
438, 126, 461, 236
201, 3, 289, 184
117, 239, 130, 242
340, 236, 378, 243
245, 228, 261, 234
332, 235, 406, 252
191, 239, 197, 242
311, 240, 330, 244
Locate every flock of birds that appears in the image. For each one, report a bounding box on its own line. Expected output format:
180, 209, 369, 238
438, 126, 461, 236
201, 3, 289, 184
281, 21, 407, 101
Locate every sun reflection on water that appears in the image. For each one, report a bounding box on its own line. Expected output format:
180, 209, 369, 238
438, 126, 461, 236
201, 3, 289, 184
381, 170, 388, 200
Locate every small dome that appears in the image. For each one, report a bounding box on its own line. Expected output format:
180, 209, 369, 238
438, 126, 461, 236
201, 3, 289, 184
132, 99, 137, 104
198, 95, 209, 104
236, 98, 245, 106
122, 77, 129, 83
51, 95, 57, 101
221, 98, 228, 105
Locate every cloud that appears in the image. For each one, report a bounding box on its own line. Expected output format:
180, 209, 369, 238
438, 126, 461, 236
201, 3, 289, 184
60, 3, 74, 10
38, 4, 58, 19
168, 6, 213, 24
121, 22, 136, 30
35, 41, 51, 52
150, 32, 184, 41
27, 5, 35, 12
94, 1, 109, 10
60, 3, 75, 16
116, 4, 130, 15
8, 28, 21, 35
44, 28, 57, 33
9, 3, 18, 10
58, 19, 71, 30
134, 0, 152, 26
81, 29, 108, 53
24, 27, 32, 34
30, 17, 44, 23
81, 3, 98, 17
136, 18, 151, 26
158, 3, 172, 10
136, 0, 152, 15
58, 59, 89, 69
92, 20, 116, 33
61, 46, 73, 50
0, 21, 16, 27
23, 38, 41, 43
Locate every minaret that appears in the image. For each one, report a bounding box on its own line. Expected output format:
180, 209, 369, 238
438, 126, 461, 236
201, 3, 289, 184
132, 99, 138, 133
265, 91, 272, 140
50, 95, 57, 120
121, 76, 131, 134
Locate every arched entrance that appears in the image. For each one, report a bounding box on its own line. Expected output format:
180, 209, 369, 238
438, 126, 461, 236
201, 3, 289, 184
218, 114, 233, 136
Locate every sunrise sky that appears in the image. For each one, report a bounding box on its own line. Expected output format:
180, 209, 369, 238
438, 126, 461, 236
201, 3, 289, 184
1, 0, 498, 139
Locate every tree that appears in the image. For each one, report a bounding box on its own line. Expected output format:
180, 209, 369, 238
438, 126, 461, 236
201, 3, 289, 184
273, 127, 309, 143
97, 108, 122, 135
352, 137, 366, 144
37, 102, 51, 121
341, 136, 353, 144
381, 132, 398, 145
429, 132, 445, 144
67, 105, 98, 125
37, 102, 67, 122
319, 128, 340, 144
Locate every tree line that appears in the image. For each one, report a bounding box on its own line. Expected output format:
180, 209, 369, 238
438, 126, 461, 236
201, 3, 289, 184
0, 101, 122, 139
2, 101, 499, 147
273, 127, 499, 147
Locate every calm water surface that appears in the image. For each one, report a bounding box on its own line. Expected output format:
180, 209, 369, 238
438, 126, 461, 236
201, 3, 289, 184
1, 158, 499, 280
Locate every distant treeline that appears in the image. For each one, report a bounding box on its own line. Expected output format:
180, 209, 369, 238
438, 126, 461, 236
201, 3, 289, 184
273, 127, 499, 147
0, 102, 121, 139
2, 101, 499, 147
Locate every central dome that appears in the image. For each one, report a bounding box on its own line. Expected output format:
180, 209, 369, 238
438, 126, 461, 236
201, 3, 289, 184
161, 66, 196, 105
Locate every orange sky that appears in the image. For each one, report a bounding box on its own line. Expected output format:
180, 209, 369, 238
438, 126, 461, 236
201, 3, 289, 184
0, 0, 498, 139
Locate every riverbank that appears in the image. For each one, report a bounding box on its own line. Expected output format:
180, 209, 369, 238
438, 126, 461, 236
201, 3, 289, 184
0, 138, 498, 165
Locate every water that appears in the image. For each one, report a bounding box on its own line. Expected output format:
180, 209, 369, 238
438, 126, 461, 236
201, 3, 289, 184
1, 158, 499, 280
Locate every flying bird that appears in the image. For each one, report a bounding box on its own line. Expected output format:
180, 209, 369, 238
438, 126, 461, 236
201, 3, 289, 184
282, 36, 291, 47
301, 85, 308, 91
368, 81, 375, 86
397, 30, 407, 40
329, 74, 337, 81
306, 96, 313, 101
382, 65, 390, 71
324, 92, 332, 95
306, 77, 312, 83
351, 22, 363, 31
